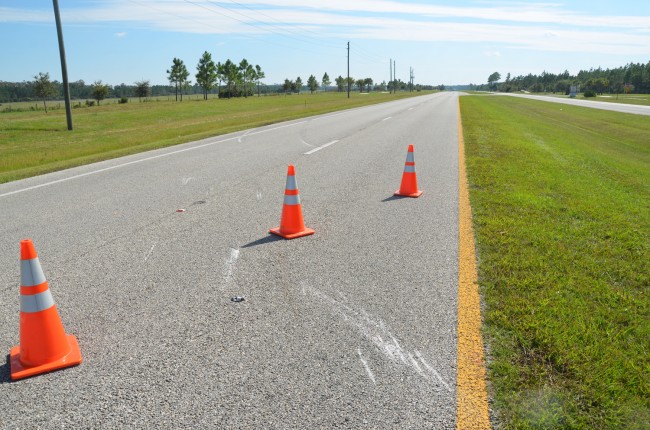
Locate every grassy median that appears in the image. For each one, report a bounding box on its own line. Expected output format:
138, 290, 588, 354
0, 91, 430, 184
461, 95, 649, 428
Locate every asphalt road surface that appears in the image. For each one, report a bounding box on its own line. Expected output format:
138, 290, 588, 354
497, 92, 650, 115
0, 92, 462, 428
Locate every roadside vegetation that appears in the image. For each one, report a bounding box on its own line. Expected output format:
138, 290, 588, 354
458, 61, 650, 97
461, 95, 649, 428
0, 91, 431, 184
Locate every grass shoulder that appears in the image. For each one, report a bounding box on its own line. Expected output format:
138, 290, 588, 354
460, 95, 649, 428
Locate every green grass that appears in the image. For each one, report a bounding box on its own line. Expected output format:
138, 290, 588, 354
0, 91, 430, 184
460, 95, 649, 428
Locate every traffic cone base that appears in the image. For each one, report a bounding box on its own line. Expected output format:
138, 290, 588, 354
394, 189, 423, 198
269, 226, 315, 240
10, 334, 82, 381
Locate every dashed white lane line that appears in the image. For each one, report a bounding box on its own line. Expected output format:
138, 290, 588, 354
0, 120, 307, 199
303, 140, 340, 155
382, 116, 392, 121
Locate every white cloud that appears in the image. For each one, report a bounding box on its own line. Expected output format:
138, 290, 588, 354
115, 32, 127, 38
484, 50, 502, 57
2, 1, 649, 55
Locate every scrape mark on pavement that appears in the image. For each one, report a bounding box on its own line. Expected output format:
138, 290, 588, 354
223, 248, 240, 287
304, 284, 449, 390
357, 348, 376, 385
143, 241, 157, 263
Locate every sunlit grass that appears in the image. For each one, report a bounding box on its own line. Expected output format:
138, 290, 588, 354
461, 95, 649, 428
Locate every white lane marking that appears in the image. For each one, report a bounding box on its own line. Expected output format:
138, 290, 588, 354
415, 350, 452, 392
382, 116, 392, 121
303, 139, 339, 155
0, 120, 307, 199
237, 129, 253, 143
408, 107, 414, 111
358, 348, 376, 385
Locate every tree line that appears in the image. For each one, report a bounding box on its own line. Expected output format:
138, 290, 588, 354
1, 47, 442, 106
473, 61, 650, 95
167, 52, 266, 101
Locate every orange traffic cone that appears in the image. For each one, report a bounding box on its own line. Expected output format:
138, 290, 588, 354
10, 239, 82, 380
394, 144, 423, 197
269, 165, 315, 239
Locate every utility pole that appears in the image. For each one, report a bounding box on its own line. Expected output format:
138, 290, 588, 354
53, 0, 72, 131
389, 59, 393, 94
393, 60, 396, 94
347, 41, 350, 99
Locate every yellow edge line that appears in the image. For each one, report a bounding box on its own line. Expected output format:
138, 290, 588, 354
456, 97, 490, 429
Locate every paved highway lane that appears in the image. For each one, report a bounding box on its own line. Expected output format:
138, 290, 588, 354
497, 92, 650, 116
0, 92, 461, 428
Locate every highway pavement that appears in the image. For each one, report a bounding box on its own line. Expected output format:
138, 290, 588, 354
497, 92, 650, 115
0, 92, 462, 428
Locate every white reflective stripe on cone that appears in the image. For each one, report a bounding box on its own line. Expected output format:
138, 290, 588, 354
20, 289, 55, 313
285, 175, 298, 191
21, 258, 47, 287
283, 194, 301, 205
403, 165, 416, 173
406, 151, 415, 163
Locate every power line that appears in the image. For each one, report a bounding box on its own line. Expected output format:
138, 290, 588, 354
223, 0, 341, 49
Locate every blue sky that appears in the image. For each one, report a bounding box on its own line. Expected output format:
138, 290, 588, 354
1, 1, 649, 87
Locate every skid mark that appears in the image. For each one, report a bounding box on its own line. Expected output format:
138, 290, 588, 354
222, 248, 240, 287
303, 140, 339, 155
305, 284, 449, 390
299, 137, 316, 148
143, 241, 157, 263
416, 350, 452, 393
357, 348, 376, 385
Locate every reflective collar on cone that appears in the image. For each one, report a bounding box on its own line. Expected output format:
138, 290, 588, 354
20, 289, 55, 313
283, 194, 301, 205
406, 151, 415, 163
21, 258, 47, 287
285, 174, 298, 191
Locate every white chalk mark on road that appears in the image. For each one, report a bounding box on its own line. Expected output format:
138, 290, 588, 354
300, 137, 316, 148
358, 348, 376, 385
415, 350, 452, 392
305, 284, 446, 386
223, 248, 240, 286
181, 177, 195, 185
256, 190, 263, 201
144, 241, 157, 263
304, 140, 340, 155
